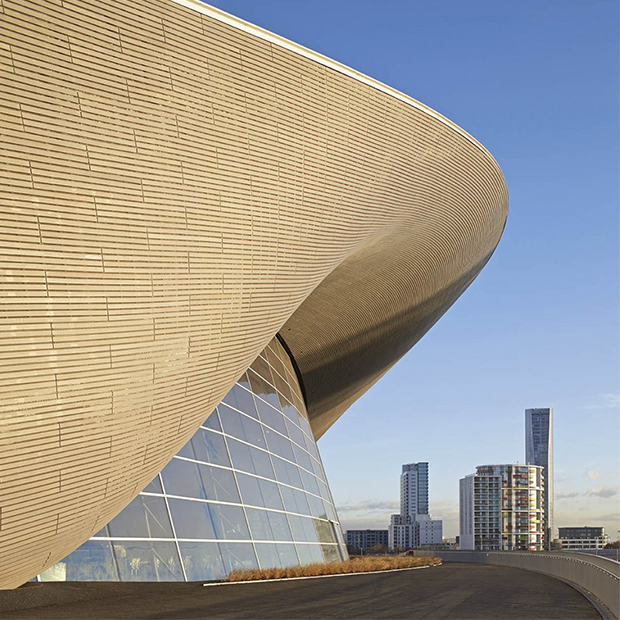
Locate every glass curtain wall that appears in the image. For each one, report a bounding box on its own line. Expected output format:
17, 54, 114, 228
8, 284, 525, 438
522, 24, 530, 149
39, 336, 347, 582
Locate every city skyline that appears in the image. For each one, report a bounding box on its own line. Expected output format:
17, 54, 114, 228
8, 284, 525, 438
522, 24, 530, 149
202, 0, 618, 541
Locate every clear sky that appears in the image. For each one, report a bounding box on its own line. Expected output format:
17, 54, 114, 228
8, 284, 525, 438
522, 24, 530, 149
205, 0, 620, 539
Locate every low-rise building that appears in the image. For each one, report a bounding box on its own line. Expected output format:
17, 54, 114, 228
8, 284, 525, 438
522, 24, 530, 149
557, 527, 609, 550
345, 530, 389, 553
459, 464, 545, 551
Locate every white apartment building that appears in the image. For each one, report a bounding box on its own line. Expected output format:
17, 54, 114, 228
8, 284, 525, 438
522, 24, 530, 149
389, 462, 442, 549
460, 464, 545, 551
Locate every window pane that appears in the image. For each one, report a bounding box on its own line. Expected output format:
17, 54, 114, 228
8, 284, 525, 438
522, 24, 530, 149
302, 517, 320, 543
285, 419, 306, 448
108, 495, 173, 538
191, 429, 230, 467
317, 479, 330, 501
324, 501, 337, 522
240, 415, 266, 449
286, 515, 306, 542
265, 343, 287, 378
255, 543, 281, 570
197, 464, 240, 504
293, 490, 311, 516
202, 410, 222, 432
161, 459, 205, 499
280, 402, 298, 423
168, 499, 216, 540
222, 385, 257, 418
177, 439, 195, 459
227, 438, 273, 478
272, 457, 292, 486
263, 427, 295, 462
294, 444, 313, 473
249, 446, 275, 479
312, 458, 326, 483
295, 543, 321, 566
286, 462, 304, 489
300, 468, 320, 496
258, 478, 283, 510
248, 370, 280, 409
245, 508, 273, 541
307, 494, 327, 519
279, 485, 298, 515
272, 370, 293, 405
267, 511, 292, 541
237, 474, 264, 508
249, 355, 274, 386
178, 542, 226, 581
41, 541, 119, 582
218, 403, 248, 442
256, 399, 288, 435
210, 504, 250, 540
298, 415, 313, 440
305, 435, 320, 462
143, 475, 164, 494
235, 373, 250, 391
113, 541, 183, 582
276, 543, 299, 567
219, 542, 258, 574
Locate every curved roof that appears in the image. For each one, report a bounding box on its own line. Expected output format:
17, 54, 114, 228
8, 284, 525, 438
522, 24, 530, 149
0, 0, 506, 588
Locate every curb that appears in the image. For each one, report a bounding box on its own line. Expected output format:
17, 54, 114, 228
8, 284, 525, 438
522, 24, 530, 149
203, 562, 442, 587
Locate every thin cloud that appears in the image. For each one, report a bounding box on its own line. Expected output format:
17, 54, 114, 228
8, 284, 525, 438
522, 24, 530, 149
585, 393, 620, 410
556, 491, 580, 500
337, 500, 399, 513
585, 486, 619, 499
586, 471, 603, 480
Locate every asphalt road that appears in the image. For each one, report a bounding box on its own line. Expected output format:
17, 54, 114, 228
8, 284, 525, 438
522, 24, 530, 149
0, 563, 600, 619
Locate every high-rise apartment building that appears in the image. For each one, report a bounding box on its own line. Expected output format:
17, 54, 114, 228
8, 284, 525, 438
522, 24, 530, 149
525, 408, 553, 547
400, 462, 430, 516
389, 463, 442, 549
459, 464, 545, 551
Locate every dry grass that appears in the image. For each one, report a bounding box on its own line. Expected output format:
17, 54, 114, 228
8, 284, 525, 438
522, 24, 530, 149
225, 554, 441, 582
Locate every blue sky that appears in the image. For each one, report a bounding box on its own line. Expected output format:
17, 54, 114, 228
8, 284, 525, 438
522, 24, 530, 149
205, 0, 620, 538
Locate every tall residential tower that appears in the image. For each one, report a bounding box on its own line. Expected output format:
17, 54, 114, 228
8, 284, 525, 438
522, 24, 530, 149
389, 463, 442, 549
401, 462, 430, 516
525, 408, 553, 547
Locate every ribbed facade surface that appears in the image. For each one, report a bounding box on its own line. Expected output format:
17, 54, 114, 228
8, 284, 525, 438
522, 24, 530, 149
0, 0, 508, 587
38, 337, 347, 582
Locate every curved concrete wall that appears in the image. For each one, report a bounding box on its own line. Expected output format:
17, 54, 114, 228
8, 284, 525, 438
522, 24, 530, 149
0, 0, 507, 588
437, 551, 620, 619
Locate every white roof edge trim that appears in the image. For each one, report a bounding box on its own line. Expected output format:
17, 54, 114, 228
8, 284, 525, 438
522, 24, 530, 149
170, 0, 502, 172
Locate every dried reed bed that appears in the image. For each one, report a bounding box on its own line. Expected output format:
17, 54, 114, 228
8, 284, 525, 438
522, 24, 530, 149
225, 555, 440, 582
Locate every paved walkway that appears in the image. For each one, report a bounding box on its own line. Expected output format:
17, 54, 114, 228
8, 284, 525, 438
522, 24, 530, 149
0, 563, 600, 619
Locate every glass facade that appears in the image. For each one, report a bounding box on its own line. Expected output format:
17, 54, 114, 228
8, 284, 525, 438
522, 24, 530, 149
39, 337, 347, 582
